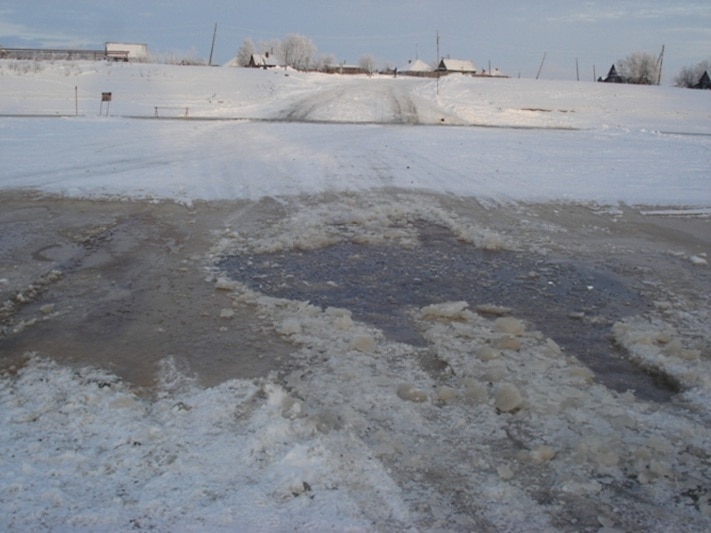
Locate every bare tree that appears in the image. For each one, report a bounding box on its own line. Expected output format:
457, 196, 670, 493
281, 33, 316, 70
358, 54, 377, 75
617, 51, 660, 85
234, 38, 255, 67
674, 59, 711, 88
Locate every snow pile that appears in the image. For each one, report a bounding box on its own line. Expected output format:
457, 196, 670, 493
613, 316, 711, 410
0, 356, 407, 530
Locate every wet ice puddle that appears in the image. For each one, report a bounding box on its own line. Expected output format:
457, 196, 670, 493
218, 220, 677, 402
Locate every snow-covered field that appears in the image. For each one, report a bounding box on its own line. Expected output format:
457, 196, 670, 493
1, 60, 710, 530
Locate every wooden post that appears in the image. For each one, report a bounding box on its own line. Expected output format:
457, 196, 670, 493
208, 23, 217, 66
75, 86, 78, 115
435, 30, 440, 95
536, 51, 547, 80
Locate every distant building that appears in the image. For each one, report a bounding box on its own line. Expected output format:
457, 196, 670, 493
105, 42, 148, 61
693, 70, 711, 90
0, 43, 147, 61
600, 64, 625, 83
401, 59, 432, 75
480, 67, 507, 77
248, 53, 278, 68
437, 59, 477, 74
322, 63, 367, 75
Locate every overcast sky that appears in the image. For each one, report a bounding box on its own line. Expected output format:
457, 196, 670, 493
2, 1, 710, 83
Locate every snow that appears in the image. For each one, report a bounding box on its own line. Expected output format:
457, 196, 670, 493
1, 61, 709, 206
1, 60, 710, 530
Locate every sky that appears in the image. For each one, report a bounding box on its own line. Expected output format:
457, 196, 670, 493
1, 1, 710, 83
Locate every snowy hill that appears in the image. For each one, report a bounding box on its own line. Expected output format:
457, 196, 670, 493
1, 60, 709, 205
2, 60, 710, 132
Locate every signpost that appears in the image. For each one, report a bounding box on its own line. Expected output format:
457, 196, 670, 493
99, 92, 112, 116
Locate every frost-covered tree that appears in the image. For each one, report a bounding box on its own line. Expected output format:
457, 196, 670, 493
257, 39, 282, 60
234, 38, 255, 67
358, 54, 377, 75
674, 59, 711, 88
617, 51, 661, 85
281, 33, 316, 70
316, 53, 337, 71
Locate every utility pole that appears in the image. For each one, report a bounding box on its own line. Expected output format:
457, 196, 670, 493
536, 51, 547, 80
576, 58, 579, 81
208, 23, 217, 66
436, 30, 440, 94
656, 44, 665, 85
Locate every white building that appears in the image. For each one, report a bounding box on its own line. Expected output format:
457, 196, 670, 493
105, 42, 148, 61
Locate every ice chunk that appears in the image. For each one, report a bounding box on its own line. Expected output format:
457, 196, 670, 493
568, 365, 594, 382
435, 386, 459, 404
493, 317, 525, 336
476, 304, 511, 316
214, 276, 239, 291
477, 346, 501, 361
278, 318, 302, 336
352, 334, 376, 353
420, 301, 470, 321
483, 364, 507, 383
497, 464, 514, 480
281, 396, 306, 419
494, 383, 523, 412
545, 337, 562, 355
530, 445, 556, 463
219, 308, 235, 319
39, 303, 55, 315
397, 384, 428, 403
494, 336, 522, 352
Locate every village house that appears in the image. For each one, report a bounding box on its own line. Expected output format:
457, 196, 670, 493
437, 58, 477, 75
248, 52, 278, 68
400, 59, 434, 77
321, 63, 367, 75
600, 64, 625, 83
693, 70, 711, 89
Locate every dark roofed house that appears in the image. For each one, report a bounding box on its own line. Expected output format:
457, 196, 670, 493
601, 64, 625, 83
693, 70, 711, 89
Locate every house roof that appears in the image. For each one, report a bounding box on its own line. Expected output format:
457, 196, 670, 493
438, 59, 477, 73
402, 59, 432, 72
250, 53, 277, 67
696, 70, 711, 88
603, 64, 624, 83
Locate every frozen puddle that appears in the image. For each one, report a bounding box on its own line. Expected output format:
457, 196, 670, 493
218, 220, 675, 402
